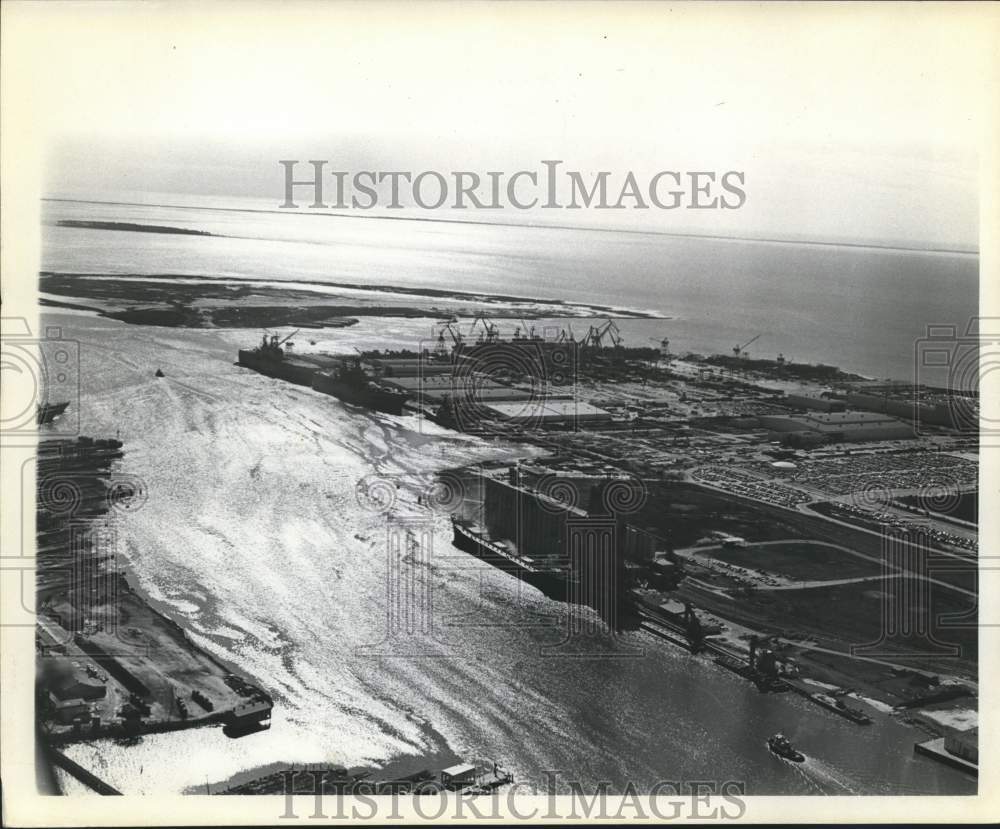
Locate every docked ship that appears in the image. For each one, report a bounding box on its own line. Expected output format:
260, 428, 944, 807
312, 358, 409, 415
237, 331, 316, 386
810, 691, 873, 725
451, 516, 576, 601
237, 333, 410, 414
447, 468, 633, 609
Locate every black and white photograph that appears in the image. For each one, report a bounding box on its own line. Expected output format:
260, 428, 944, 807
1, 2, 997, 824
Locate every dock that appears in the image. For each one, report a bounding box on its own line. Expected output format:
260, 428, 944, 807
914, 738, 978, 777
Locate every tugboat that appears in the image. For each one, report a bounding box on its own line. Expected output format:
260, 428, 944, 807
767, 733, 805, 762
155, 368, 165, 378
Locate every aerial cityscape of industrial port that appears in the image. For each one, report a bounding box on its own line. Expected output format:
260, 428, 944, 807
6, 6, 994, 822
31, 200, 979, 798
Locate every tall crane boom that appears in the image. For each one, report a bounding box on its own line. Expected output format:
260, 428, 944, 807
733, 334, 761, 357
277, 329, 300, 347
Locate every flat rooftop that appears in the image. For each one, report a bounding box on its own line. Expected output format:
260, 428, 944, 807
483, 400, 611, 421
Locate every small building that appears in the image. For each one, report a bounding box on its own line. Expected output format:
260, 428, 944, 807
52, 674, 106, 702
649, 555, 682, 589
440, 763, 477, 790
49, 694, 90, 724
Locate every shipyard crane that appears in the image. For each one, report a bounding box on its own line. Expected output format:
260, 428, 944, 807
732, 334, 761, 358
471, 313, 500, 344
443, 322, 464, 347
556, 321, 580, 344
434, 322, 464, 358
434, 329, 449, 358
588, 322, 607, 348
649, 337, 671, 366
267, 328, 300, 350
589, 319, 623, 348
513, 318, 537, 341
606, 319, 624, 346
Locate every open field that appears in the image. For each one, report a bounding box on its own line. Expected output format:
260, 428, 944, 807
681, 574, 978, 678
707, 541, 883, 581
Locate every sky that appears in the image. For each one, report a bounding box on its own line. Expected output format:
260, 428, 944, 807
6, 2, 996, 250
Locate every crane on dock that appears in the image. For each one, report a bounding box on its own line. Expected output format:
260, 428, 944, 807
435, 322, 465, 356
588, 319, 623, 348
732, 334, 761, 358
649, 336, 671, 365
513, 318, 540, 341
471, 313, 500, 344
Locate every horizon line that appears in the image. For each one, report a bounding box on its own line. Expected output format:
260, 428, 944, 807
42, 196, 979, 257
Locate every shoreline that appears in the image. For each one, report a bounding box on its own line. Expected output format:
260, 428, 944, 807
36, 436, 274, 762
43, 196, 979, 256
40, 270, 662, 320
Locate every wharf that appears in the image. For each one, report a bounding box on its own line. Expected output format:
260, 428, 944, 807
914, 738, 978, 777
36, 437, 273, 748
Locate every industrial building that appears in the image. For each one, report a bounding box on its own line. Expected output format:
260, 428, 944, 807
483, 472, 589, 564
481, 400, 611, 425
380, 374, 546, 405
757, 410, 915, 443
363, 357, 453, 378
783, 393, 846, 413
846, 390, 962, 428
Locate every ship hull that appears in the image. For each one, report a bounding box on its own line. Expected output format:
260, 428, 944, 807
810, 693, 872, 724
768, 744, 805, 763
451, 519, 573, 602
312, 374, 408, 415
237, 350, 316, 386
